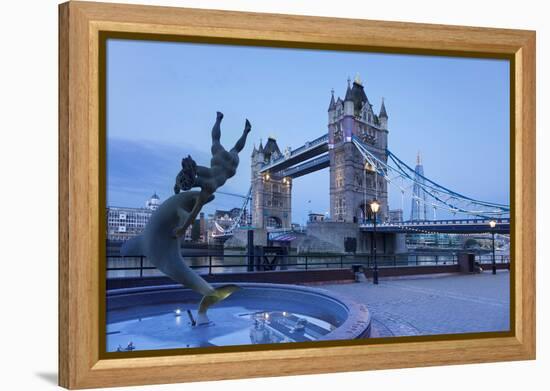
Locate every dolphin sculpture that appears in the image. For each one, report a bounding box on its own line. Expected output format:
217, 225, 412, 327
121, 112, 251, 325
120, 191, 239, 325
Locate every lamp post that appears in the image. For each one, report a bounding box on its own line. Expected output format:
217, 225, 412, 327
489, 220, 496, 274
370, 200, 380, 285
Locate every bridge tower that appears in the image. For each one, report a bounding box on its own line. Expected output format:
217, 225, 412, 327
251, 137, 292, 229
328, 75, 389, 223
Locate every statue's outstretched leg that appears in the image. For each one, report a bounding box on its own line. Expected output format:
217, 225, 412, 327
230, 119, 251, 154
211, 112, 224, 156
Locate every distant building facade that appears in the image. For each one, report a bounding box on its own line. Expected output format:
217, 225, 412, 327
208, 207, 250, 238
214, 208, 243, 222
182, 212, 207, 242
388, 209, 404, 223
328, 75, 389, 223
308, 212, 326, 223
410, 152, 428, 221
107, 193, 161, 241
107, 193, 209, 243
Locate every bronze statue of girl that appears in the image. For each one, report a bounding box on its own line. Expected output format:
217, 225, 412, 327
173, 111, 251, 237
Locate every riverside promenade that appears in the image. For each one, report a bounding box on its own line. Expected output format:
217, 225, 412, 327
321, 271, 510, 337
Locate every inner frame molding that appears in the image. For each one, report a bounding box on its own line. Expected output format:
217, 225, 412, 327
59, 1, 535, 389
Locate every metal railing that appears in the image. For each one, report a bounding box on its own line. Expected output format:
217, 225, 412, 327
106, 253, 510, 279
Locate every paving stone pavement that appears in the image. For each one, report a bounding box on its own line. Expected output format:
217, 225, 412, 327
320, 271, 510, 337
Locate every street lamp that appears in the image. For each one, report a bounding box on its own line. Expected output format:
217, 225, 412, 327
489, 220, 497, 274
370, 200, 380, 285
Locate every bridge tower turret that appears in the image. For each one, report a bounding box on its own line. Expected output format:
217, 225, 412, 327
343, 77, 355, 119
379, 97, 388, 130
378, 97, 389, 150
251, 137, 292, 229
328, 88, 336, 124
328, 75, 389, 223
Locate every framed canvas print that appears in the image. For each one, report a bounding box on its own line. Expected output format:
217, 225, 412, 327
58, 1, 536, 389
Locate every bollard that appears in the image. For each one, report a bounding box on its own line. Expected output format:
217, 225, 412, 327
352, 264, 367, 283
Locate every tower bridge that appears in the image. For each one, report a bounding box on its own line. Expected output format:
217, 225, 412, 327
220, 75, 510, 252
252, 75, 391, 231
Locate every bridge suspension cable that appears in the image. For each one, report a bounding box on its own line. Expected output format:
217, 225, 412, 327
386, 150, 510, 210
211, 186, 252, 238
351, 136, 510, 219
216, 190, 250, 199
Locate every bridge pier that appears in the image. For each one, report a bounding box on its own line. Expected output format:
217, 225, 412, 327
305, 221, 405, 255
306, 221, 360, 253
362, 231, 405, 255
393, 233, 407, 254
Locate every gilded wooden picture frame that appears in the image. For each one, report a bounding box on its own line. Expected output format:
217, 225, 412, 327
59, 1, 535, 389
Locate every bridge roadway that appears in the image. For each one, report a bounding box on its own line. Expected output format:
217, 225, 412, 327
260, 133, 329, 176
273, 154, 330, 179
360, 218, 510, 234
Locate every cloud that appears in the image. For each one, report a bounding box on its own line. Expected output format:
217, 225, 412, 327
106, 137, 250, 213
107, 137, 210, 207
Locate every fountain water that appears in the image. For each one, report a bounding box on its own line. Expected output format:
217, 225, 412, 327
106, 283, 371, 351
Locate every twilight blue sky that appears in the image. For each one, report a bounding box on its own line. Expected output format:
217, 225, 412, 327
106, 39, 510, 224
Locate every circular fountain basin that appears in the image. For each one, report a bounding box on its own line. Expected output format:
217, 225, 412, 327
106, 283, 371, 352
